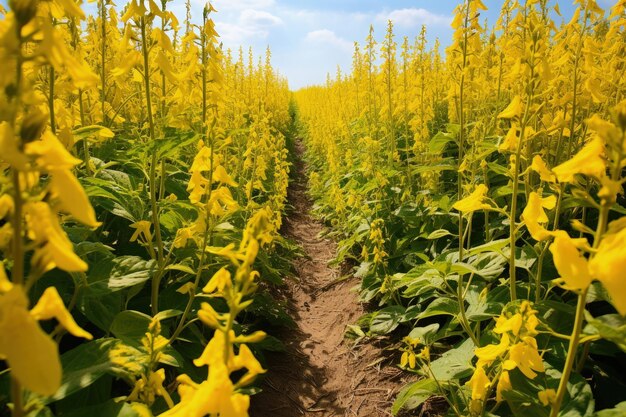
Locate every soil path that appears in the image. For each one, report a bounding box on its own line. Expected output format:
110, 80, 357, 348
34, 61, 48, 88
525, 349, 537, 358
250, 140, 405, 417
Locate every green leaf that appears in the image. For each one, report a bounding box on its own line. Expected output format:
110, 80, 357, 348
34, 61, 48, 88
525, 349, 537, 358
407, 324, 440, 345
392, 378, 439, 415
418, 297, 459, 320
369, 305, 406, 335
108, 256, 157, 291
584, 314, 626, 353
78, 283, 122, 331
110, 310, 152, 347
427, 229, 453, 239
429, 338, 474, 381
56, 399, 144, 417
429, 131, 456, 153
47, 339, 123, 403
595, 401, 626, 417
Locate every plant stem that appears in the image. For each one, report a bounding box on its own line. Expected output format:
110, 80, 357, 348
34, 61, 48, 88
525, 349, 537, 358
10, 378, 23, 417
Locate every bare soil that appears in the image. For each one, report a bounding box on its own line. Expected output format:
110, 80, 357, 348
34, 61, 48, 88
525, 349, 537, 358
250, 141, 408, 417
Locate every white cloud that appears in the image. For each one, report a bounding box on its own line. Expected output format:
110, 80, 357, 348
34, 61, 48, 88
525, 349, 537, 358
376, 8, 452, 28
208, 0, 275, 12
240, 9, 283, 27
215, 8, 282, 45
305, 29, 352, 51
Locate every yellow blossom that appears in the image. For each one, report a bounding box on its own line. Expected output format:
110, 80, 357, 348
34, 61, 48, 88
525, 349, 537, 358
498, 95, 522, 119
30, 287, 93, 340
521, 192, 557, 241
467, 365, 490, 414
538, 388, 557, 406
552, 137, 606, 182
197, 302, 225, 330
0, 287, 61, 396
0, 194, 14, 219
0, 264, 12, 293
496, 371, 511, 402
453, 184, 492, 213
203, 267, 232, 294
502, 337, 545, 379
494, 313, 523, 336
49, 169, 101, 228
25, 131, 82, 171
550, 234, 592, 290
475, 333, 510, 366
499, 125, 519, 152
232, 344, 266, 386
212, 165, 238, 186
25, 202, 88, 272
130, 220, 153, 243
531, 155, 556, 183
589, 227, 626, 315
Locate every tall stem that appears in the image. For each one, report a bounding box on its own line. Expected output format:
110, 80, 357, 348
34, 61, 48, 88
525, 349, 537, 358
140, 15, 165, 314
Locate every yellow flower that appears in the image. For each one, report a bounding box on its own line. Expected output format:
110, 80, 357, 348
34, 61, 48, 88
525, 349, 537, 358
538, 388, 557, 406
0, 263, 11, 294
203, 267, 232, 294
552, 137, 606, 182
197, 302, 225, 330
400, 351, 416, 369
521, 192, 557, 241
130, 220, 153, 244
498, 125, 519, 152
207, 187, 238, 216
498, 95, 522, 119
232, 344, 266, 386
530, 155, 556, 183
453, 184, 492, 213
30, 287, 93, 340
212, 165, 238, 187
158, 363, 249, 417
550, 234, 592, 290
173, 226, 194, 248
0, 287, 61, 396
25, 131, 82, 171
589, 227, 626, 315
496, 370, 511, 402
25, 202, 88, 272
475, 333, 510, 366
49, 169, 101, 228
467, 365, 490, 413
502, 337, 544, 379
494, 313, 523, 336
0, 194, 14, 219
0, 122, 29, 170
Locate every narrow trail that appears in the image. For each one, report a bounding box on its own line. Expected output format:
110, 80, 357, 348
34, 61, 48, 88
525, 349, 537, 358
251, 140, 406, 417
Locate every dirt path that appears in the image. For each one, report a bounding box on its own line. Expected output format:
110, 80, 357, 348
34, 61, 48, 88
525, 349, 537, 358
250, 141, 406, 417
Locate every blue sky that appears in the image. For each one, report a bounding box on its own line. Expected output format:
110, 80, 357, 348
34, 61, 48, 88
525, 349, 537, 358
184, 0, 613, 90
1, 0, 618, 89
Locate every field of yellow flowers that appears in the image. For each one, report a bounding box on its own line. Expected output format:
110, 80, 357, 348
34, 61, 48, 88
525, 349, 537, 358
0, 0, 625, 416
296, 0, 626, 416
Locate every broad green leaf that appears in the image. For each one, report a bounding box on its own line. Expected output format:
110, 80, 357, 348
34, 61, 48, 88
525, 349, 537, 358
392, 378, 439, 415
407, 324, 440, 345
427, 229, 453, 239
110, 310, 152, 346
418, 297, 459, 320
429, 131, 456, 153
584, 314, 626, 353
429, 338, 475, 381
369, 305, 406, 335
46, 339, 124, 403
108, 256, 157, 291
594, 402, 626, 417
